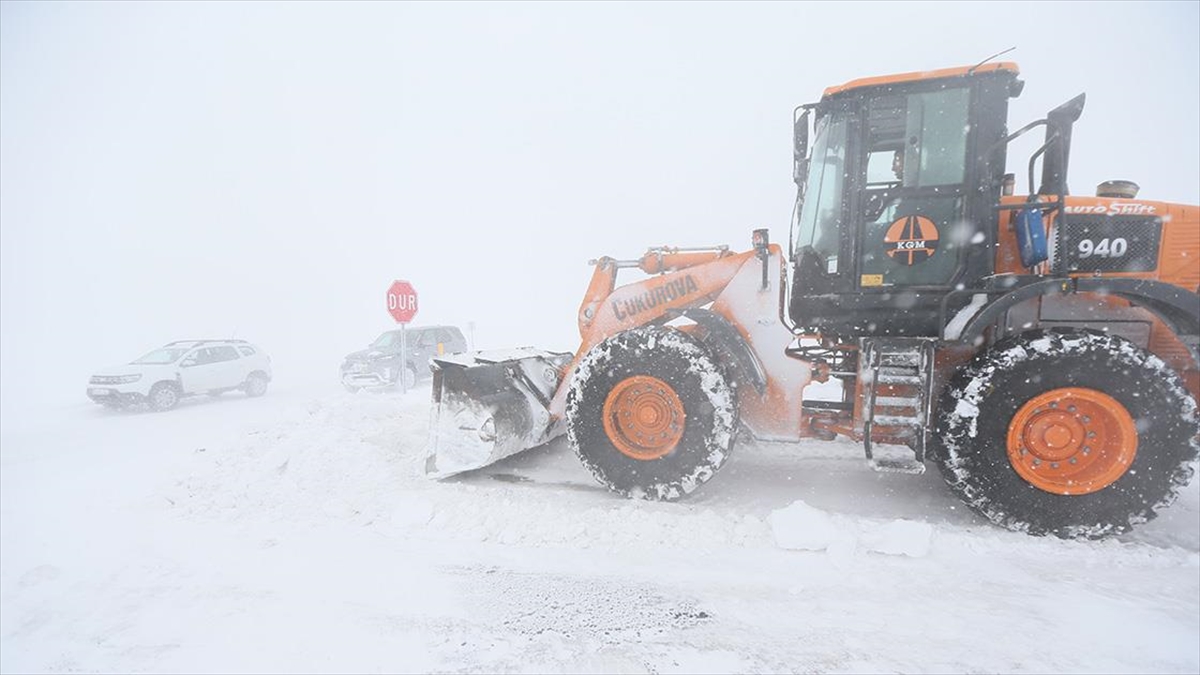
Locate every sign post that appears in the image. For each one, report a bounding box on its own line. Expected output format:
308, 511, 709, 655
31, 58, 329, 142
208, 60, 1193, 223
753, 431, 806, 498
386, 280, 419, 393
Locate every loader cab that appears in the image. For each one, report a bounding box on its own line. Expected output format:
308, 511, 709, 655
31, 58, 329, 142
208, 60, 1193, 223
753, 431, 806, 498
789, 63, 1022, 338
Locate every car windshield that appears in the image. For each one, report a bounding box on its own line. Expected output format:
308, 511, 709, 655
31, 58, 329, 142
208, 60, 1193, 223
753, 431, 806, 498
370, 332, 401, 349
131, 347, 190, 365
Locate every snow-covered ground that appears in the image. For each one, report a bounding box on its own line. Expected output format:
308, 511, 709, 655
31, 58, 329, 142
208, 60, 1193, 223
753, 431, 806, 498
2, 380, 1197, 673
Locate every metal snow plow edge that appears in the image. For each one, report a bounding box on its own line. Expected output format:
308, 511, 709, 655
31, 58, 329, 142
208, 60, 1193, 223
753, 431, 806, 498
423, 348, 573, 478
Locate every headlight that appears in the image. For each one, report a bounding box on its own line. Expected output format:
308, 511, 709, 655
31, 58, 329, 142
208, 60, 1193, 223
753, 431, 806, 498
89, 374, 142, 384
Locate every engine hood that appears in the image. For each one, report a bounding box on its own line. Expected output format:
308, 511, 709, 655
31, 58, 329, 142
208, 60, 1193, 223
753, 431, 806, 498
343, 348, 396, 362
92, 363, 176, 378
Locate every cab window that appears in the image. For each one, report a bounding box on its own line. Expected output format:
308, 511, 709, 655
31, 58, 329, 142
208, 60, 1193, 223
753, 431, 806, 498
902, 87, 970, 187
864, 95, 906, 191
793, 113, 850, 273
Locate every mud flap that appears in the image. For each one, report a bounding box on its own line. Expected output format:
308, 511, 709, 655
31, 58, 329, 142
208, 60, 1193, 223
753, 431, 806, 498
423, 348, 572, 478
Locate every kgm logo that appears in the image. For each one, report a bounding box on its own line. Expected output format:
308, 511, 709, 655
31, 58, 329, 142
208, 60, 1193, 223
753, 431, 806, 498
884, 215, 940, 266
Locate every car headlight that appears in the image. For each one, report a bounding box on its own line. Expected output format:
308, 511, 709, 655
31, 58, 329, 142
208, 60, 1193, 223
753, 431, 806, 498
90, 374, 141, 384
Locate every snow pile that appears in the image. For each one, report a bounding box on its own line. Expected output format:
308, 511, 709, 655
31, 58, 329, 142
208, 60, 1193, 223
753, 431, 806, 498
766, 500, 839, 551
427, 499, 775, 550
169, 394, 425, 527
167, 390, 777, 552
171, 391, 944, 561
859, 519, 934, 557
389, 492, 437, 529
768, 500, 933, 557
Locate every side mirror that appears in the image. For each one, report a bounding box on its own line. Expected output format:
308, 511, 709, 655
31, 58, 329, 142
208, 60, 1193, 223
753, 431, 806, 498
180, 357, 197, 368
793, 108, 810, 160
752, 228, 770, 253
793, 108, 810, 187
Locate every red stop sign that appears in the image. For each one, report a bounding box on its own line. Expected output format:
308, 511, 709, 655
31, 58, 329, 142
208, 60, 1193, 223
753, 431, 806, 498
386, 280, 418, 324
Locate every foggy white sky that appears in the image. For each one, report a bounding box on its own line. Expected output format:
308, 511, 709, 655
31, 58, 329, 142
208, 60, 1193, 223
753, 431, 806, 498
2, 1, 1198, 410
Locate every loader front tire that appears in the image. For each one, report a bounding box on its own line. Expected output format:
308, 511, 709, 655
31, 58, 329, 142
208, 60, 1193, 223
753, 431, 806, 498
566, 327, 738, 501
931, 329, 1199, 539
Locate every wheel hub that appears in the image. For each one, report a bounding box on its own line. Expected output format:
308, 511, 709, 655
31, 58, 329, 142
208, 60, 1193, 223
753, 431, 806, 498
1006, 387, 1137, 495
602, 375, 686, 461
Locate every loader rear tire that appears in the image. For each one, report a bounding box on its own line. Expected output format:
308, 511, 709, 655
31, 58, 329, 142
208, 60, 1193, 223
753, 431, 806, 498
931, 329, 1199, 539
566, 327, 738, 501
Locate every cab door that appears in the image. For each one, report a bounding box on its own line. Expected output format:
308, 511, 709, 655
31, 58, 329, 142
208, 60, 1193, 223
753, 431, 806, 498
855, 88, 971, 292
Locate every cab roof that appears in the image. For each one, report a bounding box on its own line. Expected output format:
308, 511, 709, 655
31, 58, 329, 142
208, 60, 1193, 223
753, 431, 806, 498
822, 62, 1020, 97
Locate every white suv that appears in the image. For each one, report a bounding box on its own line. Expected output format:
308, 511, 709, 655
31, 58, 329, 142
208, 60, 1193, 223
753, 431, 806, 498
87, 340, 272, 411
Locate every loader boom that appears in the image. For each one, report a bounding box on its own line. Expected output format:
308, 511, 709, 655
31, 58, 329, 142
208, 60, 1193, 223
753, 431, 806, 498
425, 243, 813, 476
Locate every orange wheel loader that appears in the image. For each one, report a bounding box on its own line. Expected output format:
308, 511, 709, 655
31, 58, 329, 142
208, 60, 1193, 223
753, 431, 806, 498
424, 62, 1200, 539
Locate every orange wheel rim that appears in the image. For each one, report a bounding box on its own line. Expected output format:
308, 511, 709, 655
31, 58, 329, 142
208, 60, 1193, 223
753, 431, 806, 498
1006, 387, 1137, 495
602, 375, 686, 461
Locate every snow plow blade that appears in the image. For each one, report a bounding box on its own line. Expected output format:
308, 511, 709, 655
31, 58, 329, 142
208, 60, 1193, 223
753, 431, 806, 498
423, 348, 573, 478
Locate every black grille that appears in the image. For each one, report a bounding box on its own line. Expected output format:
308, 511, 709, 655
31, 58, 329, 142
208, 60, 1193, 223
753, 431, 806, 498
1054, 215, 1162, 274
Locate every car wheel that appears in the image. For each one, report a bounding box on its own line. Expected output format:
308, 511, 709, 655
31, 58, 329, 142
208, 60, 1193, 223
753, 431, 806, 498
244, 373, 269, 398
149, 382, 181, 412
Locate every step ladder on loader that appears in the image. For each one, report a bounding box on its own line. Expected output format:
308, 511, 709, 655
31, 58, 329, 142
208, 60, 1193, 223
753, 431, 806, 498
859, 338, 936, 474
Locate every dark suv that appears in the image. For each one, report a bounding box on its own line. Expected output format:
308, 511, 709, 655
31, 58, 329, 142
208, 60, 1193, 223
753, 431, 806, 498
341, 325, 468, 391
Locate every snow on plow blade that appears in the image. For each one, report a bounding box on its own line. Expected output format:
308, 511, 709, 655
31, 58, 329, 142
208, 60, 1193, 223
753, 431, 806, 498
423, 348, 573, 478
